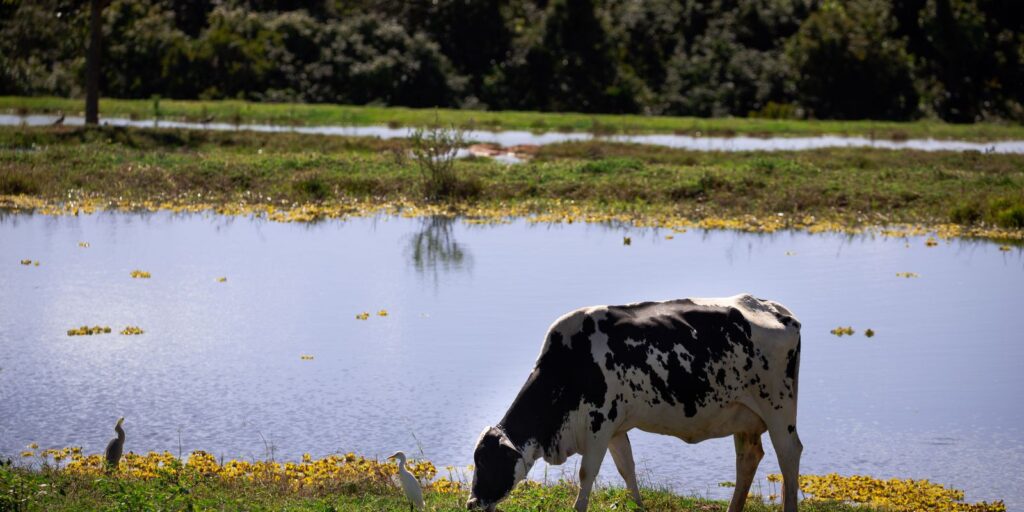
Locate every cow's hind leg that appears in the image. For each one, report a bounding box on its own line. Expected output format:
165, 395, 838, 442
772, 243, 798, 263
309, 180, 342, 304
608, 432, 644, 510
767, 421, 802, 512
574, 442, 609, 512
728, 432, 764, 512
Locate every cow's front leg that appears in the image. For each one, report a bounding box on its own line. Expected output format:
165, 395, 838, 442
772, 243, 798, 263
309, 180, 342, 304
728, 432, 764, 512
608, 432, 644, 510
574, 444, 609, 512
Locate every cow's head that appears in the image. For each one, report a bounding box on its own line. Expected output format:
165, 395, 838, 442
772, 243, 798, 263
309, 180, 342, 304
466, 426, 526, 510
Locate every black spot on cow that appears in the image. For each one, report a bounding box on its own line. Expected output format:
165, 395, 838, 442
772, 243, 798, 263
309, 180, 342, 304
589, 411, 605, 433
715, 368, 726, 386
596, 300, 755, 418
608, 398, 619, 422
499, 315, 608, 453
743, 357, 753, 371
760, 355, 770, 370
785, 339, 801, 383
788, 425, 795, 434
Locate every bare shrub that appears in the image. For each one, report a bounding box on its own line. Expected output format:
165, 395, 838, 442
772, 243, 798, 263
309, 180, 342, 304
410, 120, 466, 200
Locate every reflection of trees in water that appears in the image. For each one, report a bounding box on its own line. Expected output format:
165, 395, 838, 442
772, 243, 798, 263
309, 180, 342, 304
407, 216, 472, 280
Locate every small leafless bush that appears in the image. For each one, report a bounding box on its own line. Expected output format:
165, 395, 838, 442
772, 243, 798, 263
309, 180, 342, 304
410, 120, 466, 200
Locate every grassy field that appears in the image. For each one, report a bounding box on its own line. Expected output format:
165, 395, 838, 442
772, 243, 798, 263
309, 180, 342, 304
3, 96, 1024, 141
1, 125, 1022, 241
0, 464, 881, 512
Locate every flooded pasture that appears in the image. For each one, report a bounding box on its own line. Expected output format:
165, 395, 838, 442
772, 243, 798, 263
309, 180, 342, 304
4, 114, 1024, 154
0, 212, 1022, 507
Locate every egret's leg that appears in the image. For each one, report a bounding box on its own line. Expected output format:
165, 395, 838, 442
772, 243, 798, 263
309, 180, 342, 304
574, 445, 609, 512
767, 424, 802, 512
728, 432, 764, 512
608, 432, 644, 510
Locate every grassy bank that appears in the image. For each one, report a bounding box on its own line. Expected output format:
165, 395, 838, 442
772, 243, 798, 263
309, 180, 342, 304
1, 126, 1022, 241
7, 447, 1007, 512
0, 465, 879, 512
3, 96, 1024, 141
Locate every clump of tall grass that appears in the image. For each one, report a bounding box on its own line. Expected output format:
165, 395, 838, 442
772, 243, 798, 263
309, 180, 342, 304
410, 120, 474, 200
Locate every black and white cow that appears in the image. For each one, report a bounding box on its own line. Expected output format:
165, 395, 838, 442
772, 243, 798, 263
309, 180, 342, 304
467, 294, 802, 512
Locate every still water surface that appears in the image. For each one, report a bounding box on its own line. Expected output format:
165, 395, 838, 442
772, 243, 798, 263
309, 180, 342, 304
4, 114, 1024, 153
1, 212, 1022, 507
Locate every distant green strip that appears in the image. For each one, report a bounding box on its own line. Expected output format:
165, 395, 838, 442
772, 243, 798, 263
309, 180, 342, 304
3, 96, 1024, 141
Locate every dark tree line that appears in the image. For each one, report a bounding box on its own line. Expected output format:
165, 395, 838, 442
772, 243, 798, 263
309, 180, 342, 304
1, 0, 1021, 122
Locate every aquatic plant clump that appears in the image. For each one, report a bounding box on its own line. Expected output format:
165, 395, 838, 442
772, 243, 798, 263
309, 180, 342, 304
830, 326, 855, 337
795, 473, 1006, 512
67, 325, 112, 336
119, 326, 144, 335
130, 269, 151, 279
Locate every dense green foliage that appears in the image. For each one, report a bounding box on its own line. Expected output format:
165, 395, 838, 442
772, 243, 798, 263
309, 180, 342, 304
1, 0, 1021, 122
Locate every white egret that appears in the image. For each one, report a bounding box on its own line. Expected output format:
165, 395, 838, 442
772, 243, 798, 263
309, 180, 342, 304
388, 451, 424, 511
104, 417, 125, 472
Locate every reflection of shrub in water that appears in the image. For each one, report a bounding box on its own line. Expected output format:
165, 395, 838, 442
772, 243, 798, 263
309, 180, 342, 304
407, 216, 472, 280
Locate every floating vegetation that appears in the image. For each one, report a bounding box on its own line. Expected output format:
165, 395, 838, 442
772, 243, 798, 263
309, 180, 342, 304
664, 235, 674, 240
925, 237, 939, 247
999, 245, 1011, 251
19, 259, 31, 265
790, 473, 1006, 512
830, 326, 855, 337
67, 325, 111, 336
718, 481, 736, 487
896, 272, 919, 278
78, 241, 89, 248
33, 261, 38, 266
2, 194, 1022, 244
300, 354, 314, 360
864, 329, 875, 338
377, 309, 388, 317
623, 236, 631, 245
785, 251, 796, 256
30, 448, 451, 493
130, 269, 151, 279
217, 276, 227, 282
119, 326, 144, 336
355, 312, 370, 320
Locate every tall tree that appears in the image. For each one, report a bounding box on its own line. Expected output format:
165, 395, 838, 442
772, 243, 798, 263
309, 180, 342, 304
85, 0, 103, 125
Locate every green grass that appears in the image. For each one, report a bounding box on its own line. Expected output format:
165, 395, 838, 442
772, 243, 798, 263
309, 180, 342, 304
3, 95, 1024, 141
0, 464, 876, 512
2, 126, 1022, 236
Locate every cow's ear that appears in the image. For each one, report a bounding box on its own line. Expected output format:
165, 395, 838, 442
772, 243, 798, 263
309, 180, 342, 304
498, 431, 521, 457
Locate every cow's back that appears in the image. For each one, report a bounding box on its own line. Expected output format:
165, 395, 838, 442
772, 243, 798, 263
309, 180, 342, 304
535, 294, 800, 445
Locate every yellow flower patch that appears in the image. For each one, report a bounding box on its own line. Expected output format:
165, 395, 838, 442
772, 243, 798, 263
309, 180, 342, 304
67, 325, 112, 336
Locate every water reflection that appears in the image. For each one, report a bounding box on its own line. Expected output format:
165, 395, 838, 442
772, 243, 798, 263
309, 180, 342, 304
406, 216, 473, 282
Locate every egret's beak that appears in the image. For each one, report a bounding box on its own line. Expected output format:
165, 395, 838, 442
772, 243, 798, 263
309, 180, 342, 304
386, 452, 398, 460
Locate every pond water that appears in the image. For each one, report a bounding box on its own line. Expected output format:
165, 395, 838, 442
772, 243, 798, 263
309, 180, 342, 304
4, 114, 1024, 154
1, 212, 1022, 508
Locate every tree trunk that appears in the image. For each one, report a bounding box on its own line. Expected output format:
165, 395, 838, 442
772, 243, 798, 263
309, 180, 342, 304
85, 0, 102, 125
